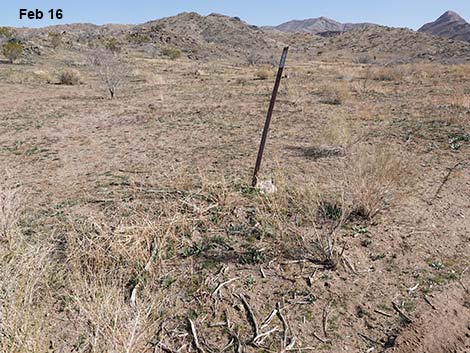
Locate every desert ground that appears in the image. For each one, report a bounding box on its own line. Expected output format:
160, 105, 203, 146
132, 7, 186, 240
0, 13, 469, 353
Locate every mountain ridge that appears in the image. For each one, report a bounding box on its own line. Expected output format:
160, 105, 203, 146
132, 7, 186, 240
2, 11, 470, 63
419, 10, 470, 42
263, 16, 378, 35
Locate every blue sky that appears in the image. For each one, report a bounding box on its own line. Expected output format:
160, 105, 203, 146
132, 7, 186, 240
2, 1, 469, 29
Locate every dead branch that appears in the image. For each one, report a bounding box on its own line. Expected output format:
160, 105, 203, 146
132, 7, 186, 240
358, 332, 380, 345
286, 347, 316, 351
312, 332, 328, 344
392, 302, 412, 324
341, 256, 358, 275
260, 308, 278, 329
154, 342, 176, 353
212, 277, 240, 298
130, 284, 138, 307
374, 309, 392, 318
188, 318, 205, 353
260, 267, 266, 278
322, 302, 333, 338
276, 302, 289, 349
221, 339, 234, 352
459, 267, 469, 294
423, 295, 437, 310
238, 294, 260, 343
285, 336, 296, 350
253, 326, 279, 345
432, 160, 467, 202
226, 325, 244, 353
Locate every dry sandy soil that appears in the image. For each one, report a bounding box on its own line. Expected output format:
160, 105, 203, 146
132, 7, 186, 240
0, 22, 469, 353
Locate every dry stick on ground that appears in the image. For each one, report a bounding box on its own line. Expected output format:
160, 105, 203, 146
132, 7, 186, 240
188, 318, 205, 353
260, 308, 278, 329
224, 310, 244, 353
358, 332, 381, 346
459, 267, 469, 294
341, 256, 358, 275
153, 342, 176, 353
374, 309, 393, 318
276, 302, 291, 350
151, 322, 176, 353
312, 332, 328, 344
238, 294, 260, 344
253, 327, 279, 345
212, 277, 240, 298
392, 302, 412, 324
286, 347, 316, 352
221, 339, 234, 352
322, 302, 333, 339
423, 295, 437, 310
260, 267, 266, 278
431, 159, 468, 203
227, 328, 244, 353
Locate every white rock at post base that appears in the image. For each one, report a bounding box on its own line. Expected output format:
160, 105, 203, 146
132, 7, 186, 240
256, 179, 277, 194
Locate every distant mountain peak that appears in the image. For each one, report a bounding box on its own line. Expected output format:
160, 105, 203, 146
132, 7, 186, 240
439, 10, 466, 21
436, 10, 467, 23
419, 10, 470, 42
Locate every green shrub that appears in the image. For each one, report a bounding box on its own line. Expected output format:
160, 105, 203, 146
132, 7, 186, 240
48, 32, 62, 49
162, 47, 182, 60
126, 33, 151, 44
2, 42, 23, 63
0, 27, 14, 39
104, 38, 121, 53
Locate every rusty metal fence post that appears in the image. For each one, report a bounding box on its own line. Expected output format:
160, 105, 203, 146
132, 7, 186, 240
252, 46, 289, 187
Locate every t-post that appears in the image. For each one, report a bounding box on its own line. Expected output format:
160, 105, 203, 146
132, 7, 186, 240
252, 46, 289, 187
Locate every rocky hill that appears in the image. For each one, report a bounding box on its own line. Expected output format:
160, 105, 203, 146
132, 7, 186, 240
266, 16, 377, 35
419, 10, 470, 42
322, 25, 470, 63
133, 12, 283, 61
4, 11, 470, 64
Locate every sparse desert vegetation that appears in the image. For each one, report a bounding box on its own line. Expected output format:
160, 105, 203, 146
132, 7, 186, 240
58, 68, 81, 85
2, 41, 23, 63
255, 66, 274, 80
0, 11, 469, 353
162, 47, 182, 60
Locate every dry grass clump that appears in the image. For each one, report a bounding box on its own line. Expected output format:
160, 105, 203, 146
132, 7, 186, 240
353, 54, 374, 64
318, 114, 358, 149
162, 47, 182, 60
319, 84, 350, 105
0, 162, 412, 351
58, 69, 81, 85
371, 66, 404, 81
63, 214, 181, 283
255, 66, 274, 80
0, 240, 55, 352
0, 184, 24, 241
342, 145, 408, 219
452, 64, 470, 79
0, 186, 56, 352
32, 70, 53, 84
65, 280, 168, 352
450, 91, 470, 110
